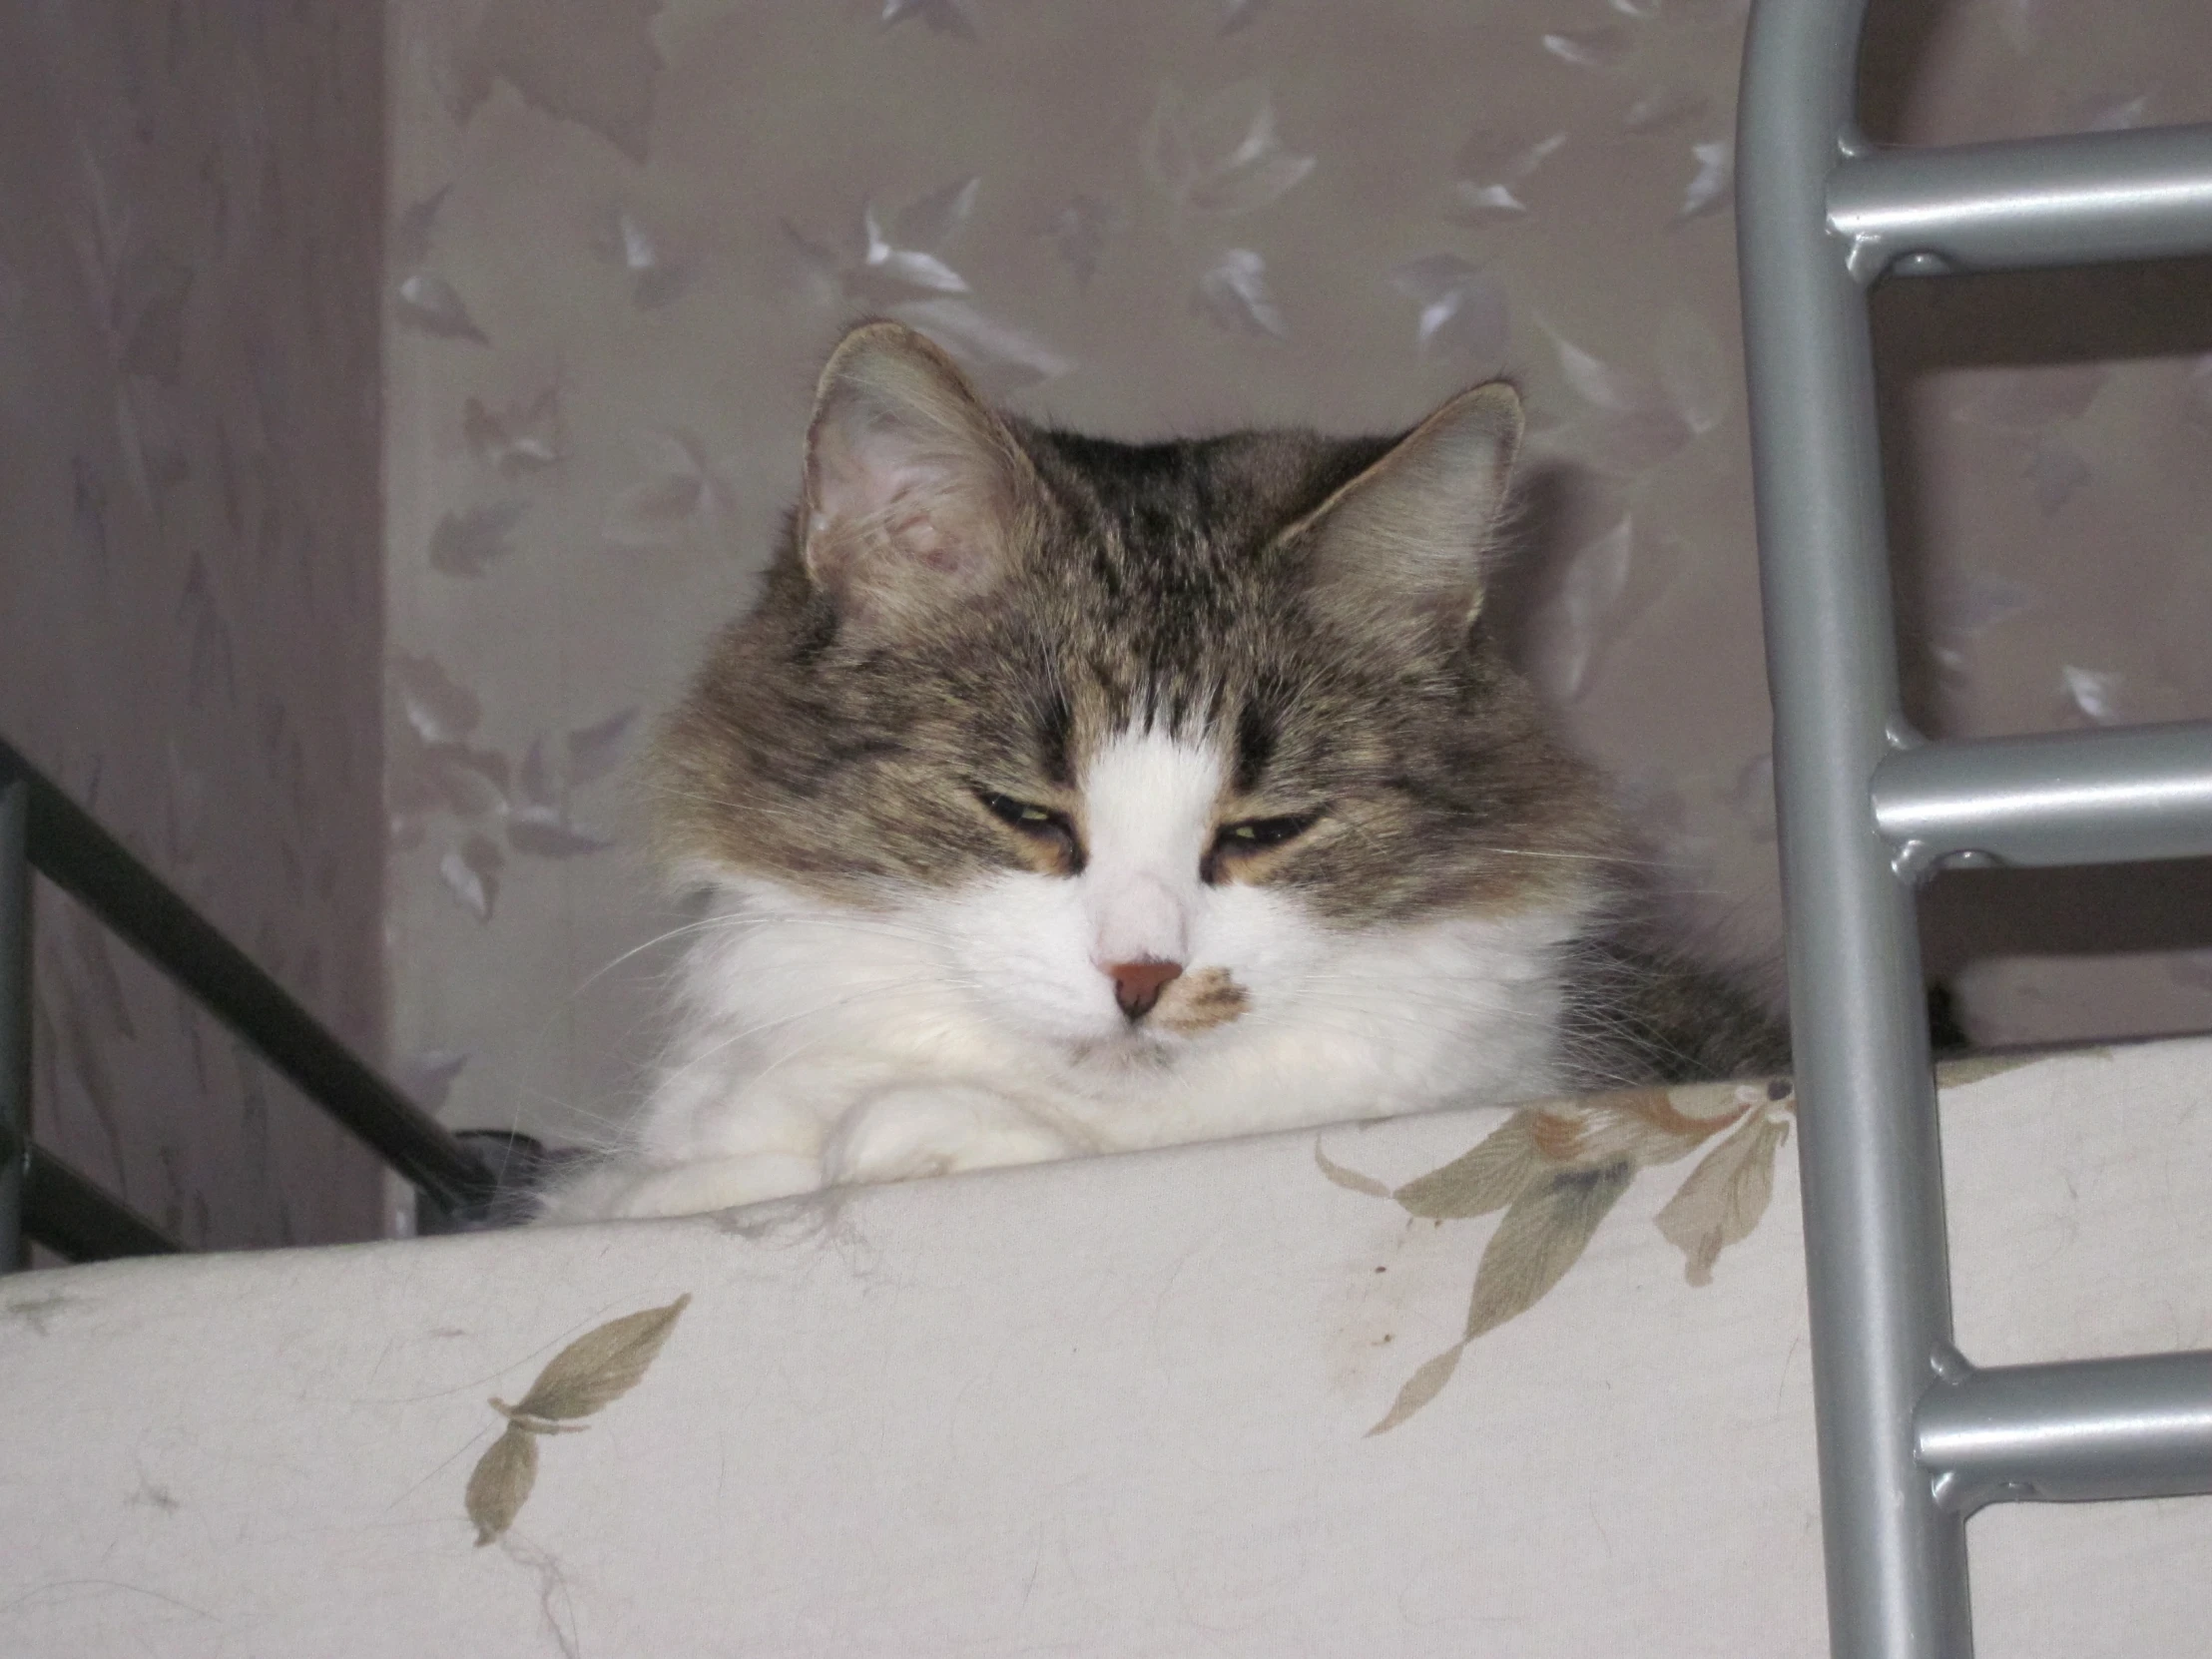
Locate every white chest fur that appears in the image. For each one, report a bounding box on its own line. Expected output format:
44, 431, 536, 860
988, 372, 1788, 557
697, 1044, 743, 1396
548, 869, 1587, 1222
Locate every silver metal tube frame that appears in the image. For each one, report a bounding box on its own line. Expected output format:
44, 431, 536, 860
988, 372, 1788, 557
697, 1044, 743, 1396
1919, 1349, 2212, 1515
1874, 722, 2212, 877
1831, 124, 2212, 281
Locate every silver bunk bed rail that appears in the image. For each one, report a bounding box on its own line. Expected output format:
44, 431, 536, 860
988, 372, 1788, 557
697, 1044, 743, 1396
1735, 2, 2212, 1656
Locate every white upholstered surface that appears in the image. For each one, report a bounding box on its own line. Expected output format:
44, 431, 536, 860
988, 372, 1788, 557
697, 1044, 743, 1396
3, 1037, 2208, 1657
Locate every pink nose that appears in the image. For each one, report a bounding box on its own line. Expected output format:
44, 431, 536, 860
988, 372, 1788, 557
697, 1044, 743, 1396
1107, 958, 1183, 1021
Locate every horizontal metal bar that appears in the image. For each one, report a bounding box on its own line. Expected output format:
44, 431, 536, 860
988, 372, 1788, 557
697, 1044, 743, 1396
1919, 1349, 2212, 1514
0, 738, 496, 1215
1830, 123, 2212, 281
1872, 722, 2212, 877
0, 1119, 184, 1263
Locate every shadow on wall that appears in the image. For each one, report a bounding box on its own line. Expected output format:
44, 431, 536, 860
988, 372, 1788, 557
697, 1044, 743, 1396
1878, 260, 2212, 1039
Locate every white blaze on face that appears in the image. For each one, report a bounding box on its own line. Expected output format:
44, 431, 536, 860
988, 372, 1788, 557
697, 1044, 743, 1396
1080, 726, 1222, 971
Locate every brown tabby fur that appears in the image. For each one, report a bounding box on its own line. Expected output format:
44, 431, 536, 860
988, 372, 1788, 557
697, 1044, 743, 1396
652, 323, 1787, 1093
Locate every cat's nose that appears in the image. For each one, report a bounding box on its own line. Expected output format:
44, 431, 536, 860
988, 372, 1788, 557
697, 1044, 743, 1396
1106, 958, 1183, 1021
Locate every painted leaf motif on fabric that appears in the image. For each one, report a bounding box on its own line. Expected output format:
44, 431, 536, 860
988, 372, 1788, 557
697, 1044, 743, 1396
502, 1295, 692, 1423
465, 1296, 691, 1544
1464, 1162, 1634, 1341
1393, 1113, 1544, 1219
1528, 1087, 1718, 1170
466, 1422, 539, 1546
1934, 1051, 2057, 1090
1655, 1106, 1791, 1285
1366, 1342, 1463, 1437
1314, 1141, 1391, 1198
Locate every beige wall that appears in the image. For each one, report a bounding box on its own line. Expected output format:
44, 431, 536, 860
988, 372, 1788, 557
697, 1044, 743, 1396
383, 0, 2212, 1150
0, 5, 389, 1248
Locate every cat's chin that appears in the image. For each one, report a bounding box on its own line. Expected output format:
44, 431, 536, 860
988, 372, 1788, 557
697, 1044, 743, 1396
1058, 1024, 1190, 1074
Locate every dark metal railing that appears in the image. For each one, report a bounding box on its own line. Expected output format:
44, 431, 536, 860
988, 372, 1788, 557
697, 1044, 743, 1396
0, 735, 510, 1270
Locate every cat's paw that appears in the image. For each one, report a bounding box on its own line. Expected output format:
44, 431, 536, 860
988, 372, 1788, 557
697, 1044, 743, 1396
824, 1086, 1080, 1187
538, 1152, 826, 1222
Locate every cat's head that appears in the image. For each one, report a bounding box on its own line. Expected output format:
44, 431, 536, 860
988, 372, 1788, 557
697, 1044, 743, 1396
654, 321, 1615, 1063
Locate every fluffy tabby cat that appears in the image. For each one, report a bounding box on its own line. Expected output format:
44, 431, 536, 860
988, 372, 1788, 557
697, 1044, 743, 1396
542, 320, 1785, 1223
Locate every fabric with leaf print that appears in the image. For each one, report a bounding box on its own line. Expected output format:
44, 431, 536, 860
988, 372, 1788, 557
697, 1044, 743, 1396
6, 1035, 2207, 1656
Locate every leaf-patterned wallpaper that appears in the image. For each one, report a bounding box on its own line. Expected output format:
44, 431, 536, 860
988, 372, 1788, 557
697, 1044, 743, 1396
385, 0, 2212, 1152
0, 4, 388, 1249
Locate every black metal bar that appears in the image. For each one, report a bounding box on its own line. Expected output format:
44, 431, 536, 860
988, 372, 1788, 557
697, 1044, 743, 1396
0, 1120, 185, 1262
1, 775, 30, 1272
0, 738, 496, 1217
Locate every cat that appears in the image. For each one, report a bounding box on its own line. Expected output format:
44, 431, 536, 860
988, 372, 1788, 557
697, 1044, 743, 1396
539, 319, 1786, 1223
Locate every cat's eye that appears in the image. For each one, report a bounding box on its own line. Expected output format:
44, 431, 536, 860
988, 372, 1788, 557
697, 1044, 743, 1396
978, 792, 1065, 832
1220, 814, 1317, 848
1206, 812, 1321, 880
975, 791, 1084, 872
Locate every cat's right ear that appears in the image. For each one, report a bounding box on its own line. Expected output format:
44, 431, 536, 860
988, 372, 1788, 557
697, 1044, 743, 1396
1288, 380, 1523, 645
802, 321, 1035, 636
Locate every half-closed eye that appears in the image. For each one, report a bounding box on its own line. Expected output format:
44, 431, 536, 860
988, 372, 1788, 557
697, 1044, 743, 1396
975, 790, 1085, 873
1205, 811, 1321, 880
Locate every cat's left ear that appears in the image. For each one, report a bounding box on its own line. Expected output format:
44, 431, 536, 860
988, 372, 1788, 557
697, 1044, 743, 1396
802, 320, 1037, 637
1290, 381, 1522, 640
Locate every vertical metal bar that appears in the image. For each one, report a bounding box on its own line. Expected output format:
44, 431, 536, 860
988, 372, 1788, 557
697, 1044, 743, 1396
1737, 1, 1968, 1655
1, 771, 31, 1274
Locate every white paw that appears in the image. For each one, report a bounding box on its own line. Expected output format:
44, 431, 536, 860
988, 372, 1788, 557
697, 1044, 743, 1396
823, 1086, 1080, 1187
539, 1152, 826, 1222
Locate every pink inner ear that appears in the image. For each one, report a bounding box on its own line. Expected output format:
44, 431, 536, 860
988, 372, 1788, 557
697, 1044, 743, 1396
814, 422, 951, 538
806, 414, 1001, 615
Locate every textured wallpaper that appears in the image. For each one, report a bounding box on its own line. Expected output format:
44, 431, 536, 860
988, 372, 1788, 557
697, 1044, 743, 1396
383, 0, 2212, 1152
0, 4, 389, 1250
